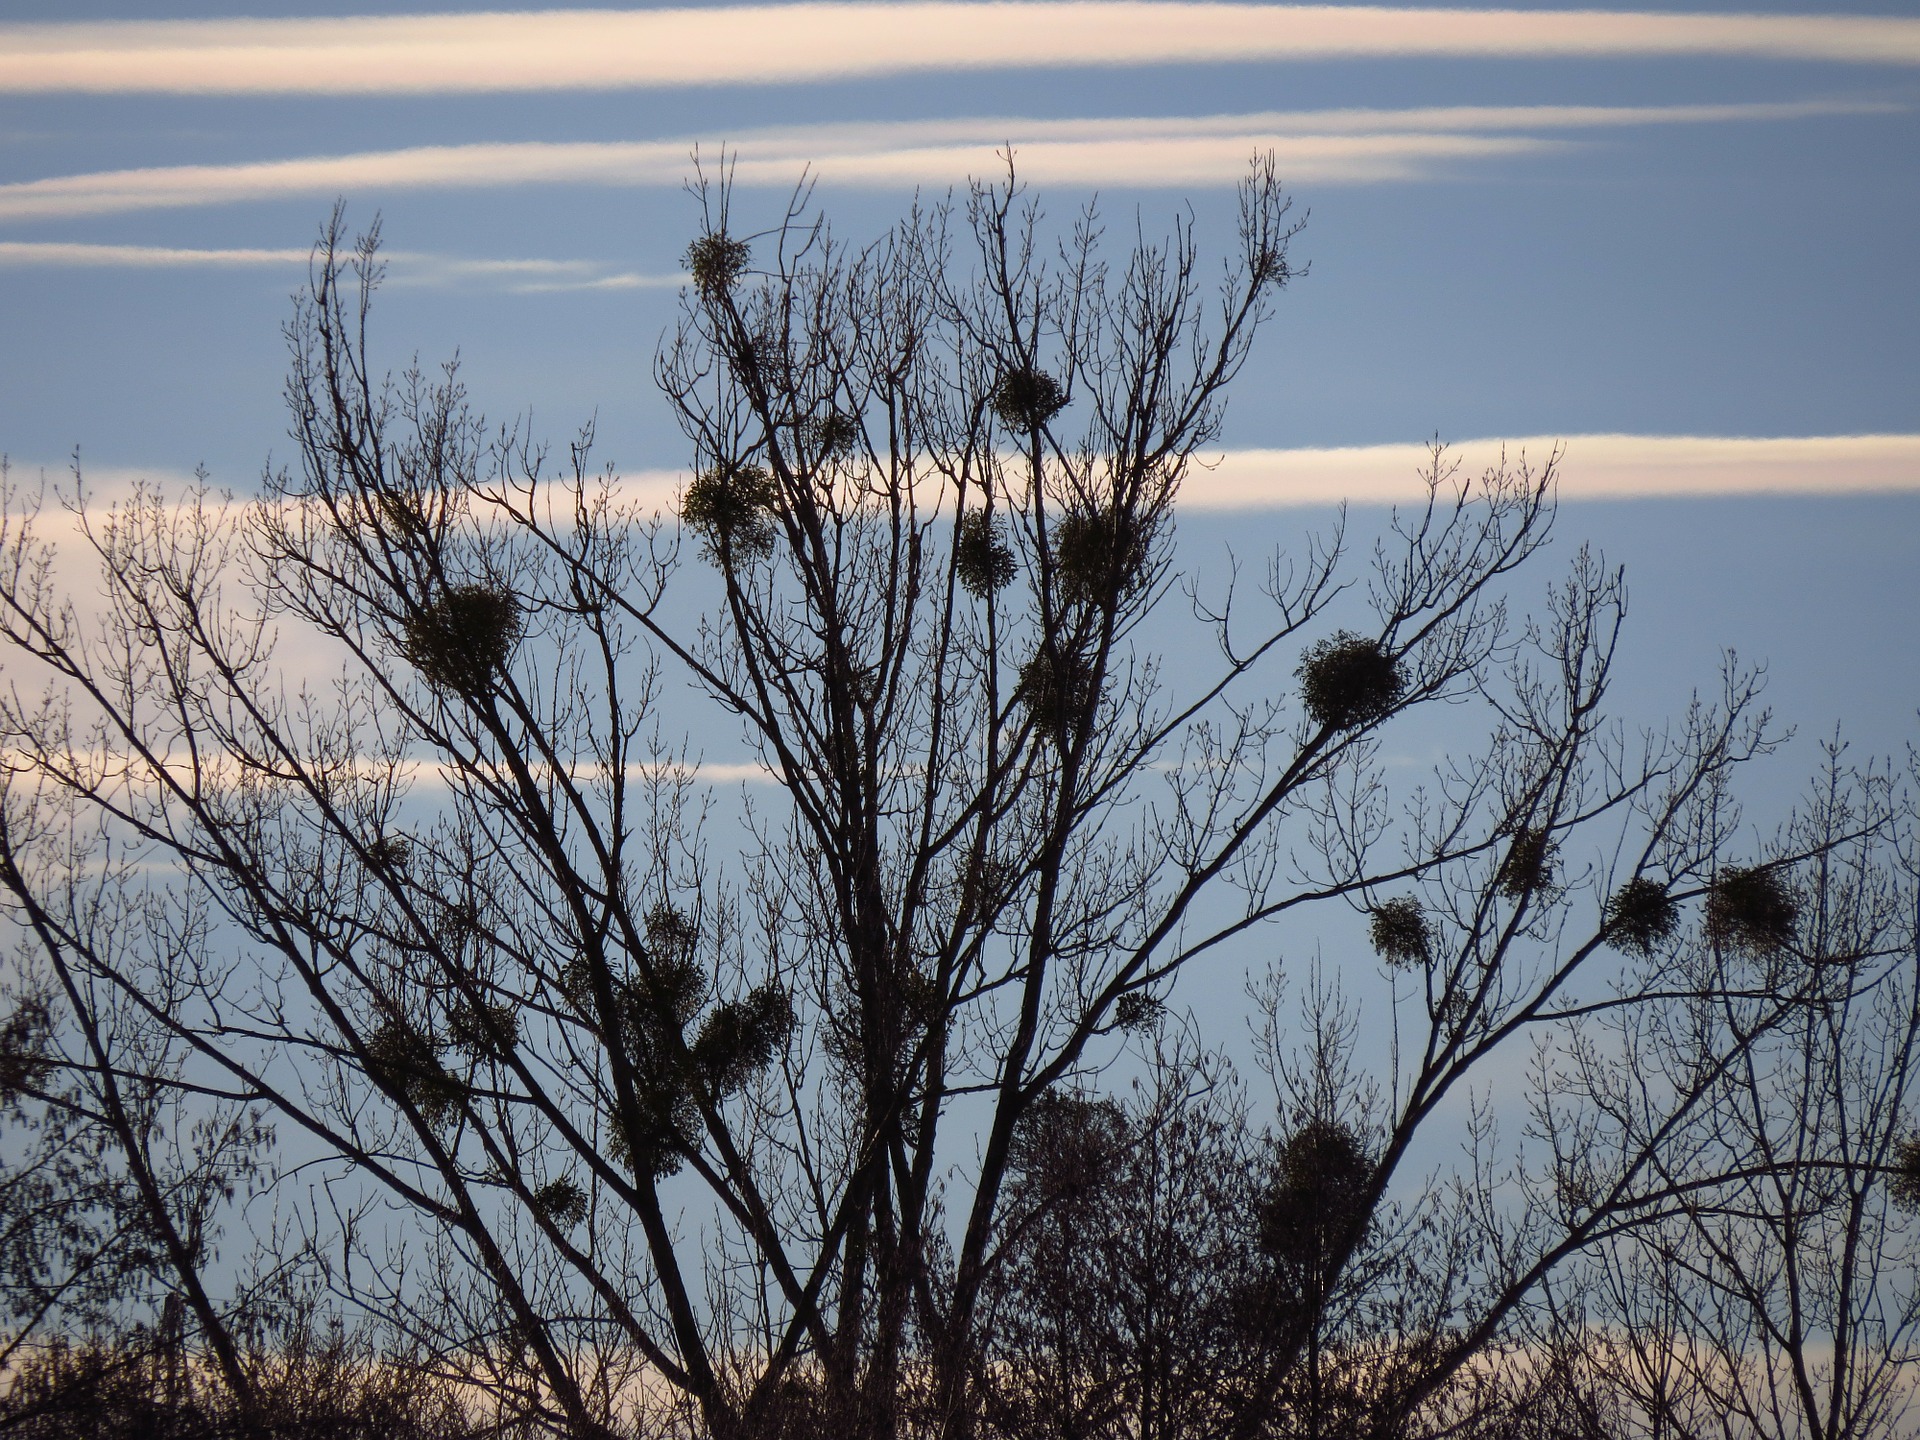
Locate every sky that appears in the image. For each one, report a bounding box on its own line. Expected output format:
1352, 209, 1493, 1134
1, 0, 1916, 809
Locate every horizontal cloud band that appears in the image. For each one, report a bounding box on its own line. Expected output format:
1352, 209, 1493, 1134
418, 434, 1920, 515
49, 436, 1920, 516
1185, 434, 1920, 507
0, 101, 1884, 222
3, 5, 1917, 94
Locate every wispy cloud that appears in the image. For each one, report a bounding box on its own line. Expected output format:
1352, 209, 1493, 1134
0, 239, 684, 291
261, 433, 1920, 519
3, 6, 1916, 95
557, 434, 1920, 516
0, 100, 1883, 223
1184, 434, 1920, 508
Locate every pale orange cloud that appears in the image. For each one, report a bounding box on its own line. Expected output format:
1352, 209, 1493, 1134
0, 102, 1887, 222
3, 6, 1915, 95
1183, 434, 1920, 508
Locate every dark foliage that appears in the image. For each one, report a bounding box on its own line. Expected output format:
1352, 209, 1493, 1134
1016, 645, 1097, 745
362, 1023, 465, 1124
1498, 828, 1557, 899
0, 1331, 495, 1440
686, 231, 751, 298
681, 463, 779, 561
1051, 505, 1151, 607
991, 366, 1068, 432
806, 410, 862, 458
692, 984, 794, 1098
445, 1000, 519, 1062
644, 903, 701, 963
1603, 877, 1679, 957
1008, 1094, 1128, 1208
1258, 1120, 1374, 1280
1890, 1137, 1920, 1213
1704, 864, 1799, 956
955, 511, 1017, 597
531, 1176, 587, 1228
400, 585, 521, 696
0, 998, 52, 1101
1368, 897, 1431, 969
1296, 633, 1406, 731
363, 834, 411, 873
1112, 992, 1165, 1031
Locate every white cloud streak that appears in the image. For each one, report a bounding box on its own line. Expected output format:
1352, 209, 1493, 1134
0, 100, 1883, 222
3, 6, 1916, 95
0, 240, 685, 290
1184, 433, 1920, 507
32, 437, 1920, 512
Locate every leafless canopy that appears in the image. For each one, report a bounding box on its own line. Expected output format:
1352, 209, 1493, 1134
0, 163, 1912, 1440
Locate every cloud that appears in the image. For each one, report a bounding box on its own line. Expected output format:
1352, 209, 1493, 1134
20, 436, 1915, 533
0, 239, 684, 291
0, 100, 1884, 222
1183, 434, 1920, 508
562, 434, 1920, 515
3, 6, 1916, 95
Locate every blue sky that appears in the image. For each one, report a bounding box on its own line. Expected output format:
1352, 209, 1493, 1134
2, 1, 1916, 768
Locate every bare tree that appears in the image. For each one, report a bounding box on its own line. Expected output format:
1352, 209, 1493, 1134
0, 161, 1900, 1439
1550, 746, 1920, 1440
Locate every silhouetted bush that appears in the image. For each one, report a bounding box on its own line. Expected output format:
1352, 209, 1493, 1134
955, 511, 1016, 597
0, 1327, 496, 1439
1368, 897, 1430, 968
1704, 864, 1799, 955
1296, 633, 1405, 730
401, 585, 521, 696
1604, 876, 1679, 956
991, 366, 1067, 432
1499, 828, 1557, 898
1009, 1093, 1128, 1206
686, 231, 751, 298
682, 463, 779, 561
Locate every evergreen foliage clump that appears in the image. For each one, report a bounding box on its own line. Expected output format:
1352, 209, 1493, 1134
692, 984, 794, 1097
1258, 1120, 1373, 1275
1604, 877, 1679, 956
1296, 632, 1406, 730
363, 1022, 466, 1123
447, 999, 520, 1061
1890, 1137, 1920, 1213
1052, 505, 1151, 607
532, 1176, 588, 1228
1498, 828, 1557, 898
686, 231, 751, 298
1705, 864, 1799, 955
1112, 992, 1166, 1031
1368, 897, 1430, 968
955, 511, 1016, 597
681, 463, 779, 561
807, 410, 862, 458
402, 584, 522, 696
366, 833, 412, 872
1016, 645, 1097, 745
991, 366, 1068, 432
1009, 1093, 1129, 1206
